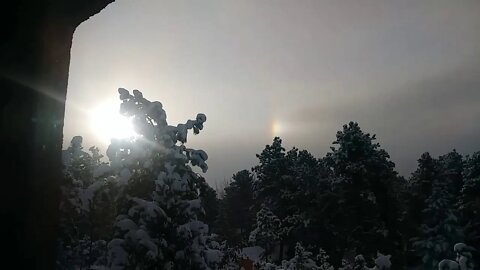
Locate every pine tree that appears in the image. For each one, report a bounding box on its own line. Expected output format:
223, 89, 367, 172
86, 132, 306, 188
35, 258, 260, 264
253, 139, 323, 261
218, 170, 255, 246
324, 122, 402, 265
62, 136, 95, 186
251, 138, 296, 262
249, 206, 282, 260
58, 137, 90, 269
405, 152, 439, 265
459, 152, 480, 265
253, 137, 291, 213
296, 157, 338, 267
438, 150, 464, 197
281, 242, 319, 270
106, 88, 221, 269
57, 136, 116, 269
198, 177, 220, 233
409, 153, 437, 203
411, 177, 463, 268
316, 248, 334, 270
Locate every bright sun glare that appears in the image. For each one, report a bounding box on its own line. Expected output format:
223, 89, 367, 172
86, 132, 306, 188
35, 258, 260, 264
89, 101, 137, 144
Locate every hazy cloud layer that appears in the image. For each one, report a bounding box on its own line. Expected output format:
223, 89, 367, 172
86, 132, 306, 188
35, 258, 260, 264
64, 0, 480, 183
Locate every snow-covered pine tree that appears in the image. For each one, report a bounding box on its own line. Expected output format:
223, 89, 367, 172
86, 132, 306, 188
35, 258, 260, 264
106, 88, 221, 269
58, 136, 90, 269
254, 243, 328, 270
58, 136, 116, 269
249, 206, 282, 261
337, 259, 353, 270
458, 152, 480, 266
411, 175, 463, 268
324, 122, 402, 265
353, 254, 367, 270
253, 139, 319, 220
284, 149, 334, 258
372, 252, 392, 270
253, 138, 322, 262
280, 242, 319, 270
316, 248, 334, 270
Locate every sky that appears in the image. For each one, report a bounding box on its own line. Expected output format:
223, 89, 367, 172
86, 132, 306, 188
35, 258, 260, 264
63, 0, 480, 186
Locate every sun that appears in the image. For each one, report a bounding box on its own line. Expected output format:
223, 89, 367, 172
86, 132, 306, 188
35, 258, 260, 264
89, 101, 137, 144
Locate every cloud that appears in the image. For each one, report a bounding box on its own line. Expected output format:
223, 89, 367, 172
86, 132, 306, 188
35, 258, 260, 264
284, 59, 480, 176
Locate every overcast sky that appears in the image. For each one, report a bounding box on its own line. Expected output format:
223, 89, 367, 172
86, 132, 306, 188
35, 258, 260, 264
63, 0, 480, 185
